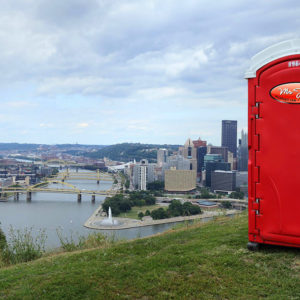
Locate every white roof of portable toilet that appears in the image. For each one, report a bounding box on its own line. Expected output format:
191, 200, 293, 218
245, 39, 300, 78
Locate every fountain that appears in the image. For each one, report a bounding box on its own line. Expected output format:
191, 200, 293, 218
100, 207, 119, 226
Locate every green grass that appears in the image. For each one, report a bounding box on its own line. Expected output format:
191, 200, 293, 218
118, 204, 166, 219
0, 213, 299, 299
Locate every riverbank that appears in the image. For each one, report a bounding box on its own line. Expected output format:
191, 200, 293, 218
84, 203, 241, 230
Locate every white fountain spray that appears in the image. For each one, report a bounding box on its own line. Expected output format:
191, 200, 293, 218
100, 206, 119, 226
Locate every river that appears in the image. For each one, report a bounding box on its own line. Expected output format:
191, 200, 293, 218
0, 169, 178, 249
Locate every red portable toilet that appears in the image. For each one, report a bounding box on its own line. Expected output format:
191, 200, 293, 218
246, 39, 300, 250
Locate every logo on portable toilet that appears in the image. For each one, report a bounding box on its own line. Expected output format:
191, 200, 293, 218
270, 82, 300, 104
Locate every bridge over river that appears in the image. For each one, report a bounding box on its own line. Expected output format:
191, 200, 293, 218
56, 169, 113, 183
0, 172, 117, 202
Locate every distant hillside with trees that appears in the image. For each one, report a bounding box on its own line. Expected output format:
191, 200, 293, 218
0, 143, 41, 151
83, 143, 180, 163
0, 143, 106, 153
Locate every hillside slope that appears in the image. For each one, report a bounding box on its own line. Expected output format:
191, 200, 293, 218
84, 143, 179, 162
0, 214, 299, 299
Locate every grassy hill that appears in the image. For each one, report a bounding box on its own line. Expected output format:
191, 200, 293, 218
0, 214, 299, 299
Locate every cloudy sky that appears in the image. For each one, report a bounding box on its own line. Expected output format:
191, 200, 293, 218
0, 0, 299, 145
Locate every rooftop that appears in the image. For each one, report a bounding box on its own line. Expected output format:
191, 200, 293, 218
245, 39, 300, 78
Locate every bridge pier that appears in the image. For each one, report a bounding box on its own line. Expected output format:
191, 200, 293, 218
91, 194, 96, 203
14, 192, 19, 201
77, 193, 82, 203
26, 191, 32, 202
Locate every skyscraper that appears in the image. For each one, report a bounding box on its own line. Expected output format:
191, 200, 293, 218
196, 146, 207, 173
133, 159, 155, 190
178, 138, 197, 171
208, 146, 228, 162
157, 148, 168, 167
193, 137, 207, 180
237, 130, 248, 171
204, 161, 231, 187
211, 170, 236, 193
222, 120, 237, 157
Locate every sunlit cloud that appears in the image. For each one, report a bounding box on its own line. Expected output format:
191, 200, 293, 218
39, 123, 54, 128
77, 122, 89, 128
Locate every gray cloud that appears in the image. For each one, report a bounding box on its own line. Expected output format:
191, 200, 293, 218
0, 0, 299, 144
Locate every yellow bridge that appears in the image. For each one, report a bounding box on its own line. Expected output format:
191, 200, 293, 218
0, 179, 117, 202
56, 169, 113, 184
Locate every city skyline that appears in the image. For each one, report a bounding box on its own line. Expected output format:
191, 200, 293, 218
0, 1, 299, 145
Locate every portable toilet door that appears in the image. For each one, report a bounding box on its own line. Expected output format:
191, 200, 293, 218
246, 39, 300, 250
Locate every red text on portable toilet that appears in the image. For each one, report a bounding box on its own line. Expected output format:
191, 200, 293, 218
246, 40, 300, 249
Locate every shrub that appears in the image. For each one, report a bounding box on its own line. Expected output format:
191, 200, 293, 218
2, 226, 46, 264
138, 212, 144, 220
57, 229, 85, 252
0, 225, 7, 251
57, 229, 109, 251
84, 233, 109, 249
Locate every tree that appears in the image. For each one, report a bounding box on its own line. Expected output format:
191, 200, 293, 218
168, 200, 183, 217
199, 188, 216, 199
200, 188, 211, 199
102, 198, 120, 216
182, 202, 201, 216
128, 191, 155, 206
102, 194, 125, 216
144, 194, 155, 205
119, 199, 131, 212
221, 201, 232, 209
153, 190, 164, 197
150, 208, 168, 220
229, 191, 244, 199
147, 181, 164, 191
125, 180, 130, 189
135, 199, 146, 207
138, 212, 144, 220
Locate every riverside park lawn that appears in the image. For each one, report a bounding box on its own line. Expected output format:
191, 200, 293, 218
118, 204, 167, 219
0, 213, 299, 299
